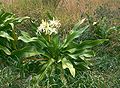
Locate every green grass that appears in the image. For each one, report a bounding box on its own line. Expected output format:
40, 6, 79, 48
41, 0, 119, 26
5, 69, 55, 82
0, 54, 119, 88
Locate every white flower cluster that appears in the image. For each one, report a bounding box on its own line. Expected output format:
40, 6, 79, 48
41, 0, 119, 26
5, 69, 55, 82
37, 18, 61, 35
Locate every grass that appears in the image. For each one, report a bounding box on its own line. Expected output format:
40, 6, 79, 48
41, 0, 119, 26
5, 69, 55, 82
1, 0, 120, 25
0, 54, 119, 88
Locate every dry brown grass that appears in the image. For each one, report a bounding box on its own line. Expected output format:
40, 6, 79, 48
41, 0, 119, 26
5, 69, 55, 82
1, 0, 119, 27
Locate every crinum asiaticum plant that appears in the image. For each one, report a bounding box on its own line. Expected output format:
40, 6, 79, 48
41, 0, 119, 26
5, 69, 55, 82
33, 17, 108, 81
0, 9, 39, 65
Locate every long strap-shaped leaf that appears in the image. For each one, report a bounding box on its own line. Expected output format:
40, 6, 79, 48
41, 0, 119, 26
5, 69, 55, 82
38, 58, 55, 81
78, 39, 109, 49
0, 44, 11, 55
66, 39, 108, 50
0, 31, 14, 40
72, 18, 86, 31
62, 58, 75, 77
11, 46, 40, 59
18, 31, 37, 43
63, 25, 89, 48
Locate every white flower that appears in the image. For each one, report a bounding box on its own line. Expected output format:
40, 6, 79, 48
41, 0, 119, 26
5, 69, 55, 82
49, 18, 61, 28
48, 28, 58, 35
38, 24, 45, 33
37, 18, 61, 35
37, 20, 47, 33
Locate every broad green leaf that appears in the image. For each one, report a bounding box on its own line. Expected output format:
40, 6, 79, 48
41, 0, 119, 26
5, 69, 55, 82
39, 58, 55, 80
20, 31, 30, 38
63, 25, 89, 48
11, 46, 40, 59
78, 39, 109, 49
82, 50, 95, 57
9, 23, 14, 30
68, 49, 94, 59
0, 12, 13, 21
52, 35, 60, 48
38, 35, 50, 47
62, 58, 75, 77
68, 54, 78, 60
0, 31, 14, 40
18, 36, 37, 43
0, 45, 11, 55
36, 39, 47, 48
64, 31, 80, 47
18, 31, 37, 43
14, 16, 30, 24
4, 17, 14, 25
67, 48, 77, 53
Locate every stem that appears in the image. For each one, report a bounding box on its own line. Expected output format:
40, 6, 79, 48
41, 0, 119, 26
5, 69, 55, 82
12, 25, 17, 50
10, 23, 17, 50
48, 35, 51, 42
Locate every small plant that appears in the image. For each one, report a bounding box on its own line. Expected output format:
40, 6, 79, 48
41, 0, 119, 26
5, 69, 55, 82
26, 17, 108, 86
93, 17, 113, 39
0, 9, 40, 66
87, 15, 119, 40
0, 10, 109, 87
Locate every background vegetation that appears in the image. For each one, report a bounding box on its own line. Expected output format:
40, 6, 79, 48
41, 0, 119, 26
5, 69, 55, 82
0, 0, 120, 88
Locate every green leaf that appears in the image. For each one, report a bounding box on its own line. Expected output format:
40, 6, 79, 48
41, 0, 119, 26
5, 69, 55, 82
38, 35, 50, 47
0, 45, 11, 55
72, 18, 86, 31
18, 31, 37, 43
68, 54, 78, 60
68, 49, 95, 59
36, 39, 47, 48
0, 12, 13, 22
13, 16, 30, 24
0, 31, 14, 40
39, 58, 55, 81
52, 35, 60, 48
62, 58, 75, 77
4, 17, 14, 25
18, 36, 37, 43
63, 25, 89, 48
82, 50, 95, 57
11, 46, 40, 59
78, 39, 109, 49
9, 23, 14, 30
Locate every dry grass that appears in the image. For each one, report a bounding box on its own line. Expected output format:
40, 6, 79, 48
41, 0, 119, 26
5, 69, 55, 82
1, 0, 119, 27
